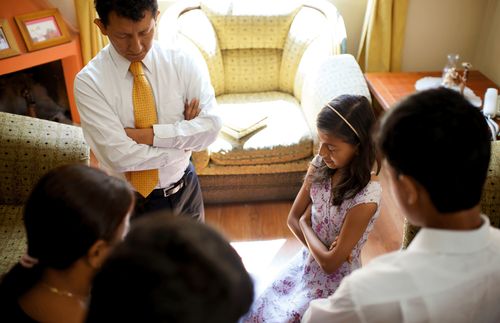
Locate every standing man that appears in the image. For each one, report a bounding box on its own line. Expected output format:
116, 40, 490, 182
75, 0, 221, 221
302, 88, 500, 322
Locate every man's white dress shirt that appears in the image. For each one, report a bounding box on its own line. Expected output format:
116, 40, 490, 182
74, 41, 221, 189
302, 215, 500, 323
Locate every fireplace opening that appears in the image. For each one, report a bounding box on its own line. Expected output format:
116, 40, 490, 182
0, 60, 72, 124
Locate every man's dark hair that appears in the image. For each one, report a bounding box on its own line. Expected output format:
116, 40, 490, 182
86, 213, 254, 323
95, 0, 158, 26
375, 87, 491, 213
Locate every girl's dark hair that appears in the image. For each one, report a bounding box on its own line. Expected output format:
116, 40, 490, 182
312, 94, 376, 205
95, 0, 158, 26
0, 164, 134, 301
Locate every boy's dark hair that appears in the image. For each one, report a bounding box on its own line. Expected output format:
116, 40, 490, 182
314, 94, 377, 205
86, 213, 254, 323
376, 87, 491, 213
0, 164, 133, 301
95, 0, 158, 26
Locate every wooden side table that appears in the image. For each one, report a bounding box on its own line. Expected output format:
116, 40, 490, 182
364, 71, 500, 138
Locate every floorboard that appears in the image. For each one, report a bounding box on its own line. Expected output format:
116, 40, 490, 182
205, 190, 404, 293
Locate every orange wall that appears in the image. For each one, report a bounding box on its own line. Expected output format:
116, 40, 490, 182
0, 0, 83, 123
0, 0, 56, 54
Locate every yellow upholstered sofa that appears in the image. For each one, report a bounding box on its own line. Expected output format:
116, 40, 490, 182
159, 0, 371, 203
0, 112, 89, 275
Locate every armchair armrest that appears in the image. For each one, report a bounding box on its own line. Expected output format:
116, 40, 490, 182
0, 112, 89, 205
301, 54, 371, 147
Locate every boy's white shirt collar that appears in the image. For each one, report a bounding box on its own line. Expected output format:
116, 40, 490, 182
407, 214, 490, 254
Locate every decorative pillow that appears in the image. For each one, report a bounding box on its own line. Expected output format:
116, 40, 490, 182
201, 0, 300, 50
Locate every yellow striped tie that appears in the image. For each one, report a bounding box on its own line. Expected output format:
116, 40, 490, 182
129, 61, 159, 197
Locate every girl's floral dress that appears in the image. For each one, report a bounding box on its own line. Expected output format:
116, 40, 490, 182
242, 165, 381, 323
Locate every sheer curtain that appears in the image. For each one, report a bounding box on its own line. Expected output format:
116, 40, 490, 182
357, 0, 409, 72
74, 0, 108, 65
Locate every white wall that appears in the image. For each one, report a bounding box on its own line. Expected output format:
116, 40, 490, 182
329, 0, 368, 56
402, 0, 500, 85
401, 0, 486, 72
53, 0, 500, 84
474, 0, 500, 85
49, 0, 78, 30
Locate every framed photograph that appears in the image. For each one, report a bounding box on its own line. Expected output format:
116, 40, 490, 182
15, 8, 71, 52
0, 19, 20, 59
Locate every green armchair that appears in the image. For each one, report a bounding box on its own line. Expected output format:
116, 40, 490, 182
0, 112, 89, 275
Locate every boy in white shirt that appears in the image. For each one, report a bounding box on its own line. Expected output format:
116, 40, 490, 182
302, 87, 500, 323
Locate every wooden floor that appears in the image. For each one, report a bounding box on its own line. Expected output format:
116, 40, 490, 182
205, 187, 405, 292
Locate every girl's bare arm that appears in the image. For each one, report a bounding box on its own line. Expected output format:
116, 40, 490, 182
299, 202, 377, 274
287, 165, 314, 246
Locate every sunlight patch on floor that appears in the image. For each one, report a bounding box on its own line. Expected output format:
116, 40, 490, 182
231, 238, 287, 274
231, 239, 288, 296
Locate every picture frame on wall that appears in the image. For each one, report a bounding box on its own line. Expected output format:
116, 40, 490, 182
14, 8, 71, 52
0, 19, 20, 59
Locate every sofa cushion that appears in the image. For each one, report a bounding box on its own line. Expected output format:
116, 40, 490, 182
209, 91, 313, 166
201, 0, 300, 50
0, 205, 25, 275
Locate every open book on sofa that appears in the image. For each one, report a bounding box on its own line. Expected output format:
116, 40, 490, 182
221, 110, 268, 140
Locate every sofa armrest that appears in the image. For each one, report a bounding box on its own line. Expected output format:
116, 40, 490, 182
0, 112, 90, 205
481, 140, 500, 228
301, 54, 371, 147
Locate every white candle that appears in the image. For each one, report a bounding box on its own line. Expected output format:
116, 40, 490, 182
483, 88, 498, 117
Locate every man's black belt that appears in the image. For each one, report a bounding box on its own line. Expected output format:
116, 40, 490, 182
150, 176, 185, 198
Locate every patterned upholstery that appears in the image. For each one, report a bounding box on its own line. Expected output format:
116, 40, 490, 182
222, 49, 282, 93
159, 0, 365, 203
0, 112, 90, 275
301, 54, 372, 145
401, 140, 500, 248
209, 92, 312, 166
177, 10, 225, 95
201, 0, 299, 50
481, 140, 500, 227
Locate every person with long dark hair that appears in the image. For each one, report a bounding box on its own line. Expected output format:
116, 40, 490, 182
243, 94, 382, 322
0, 164, 135, 323
303, 88, 500, 322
